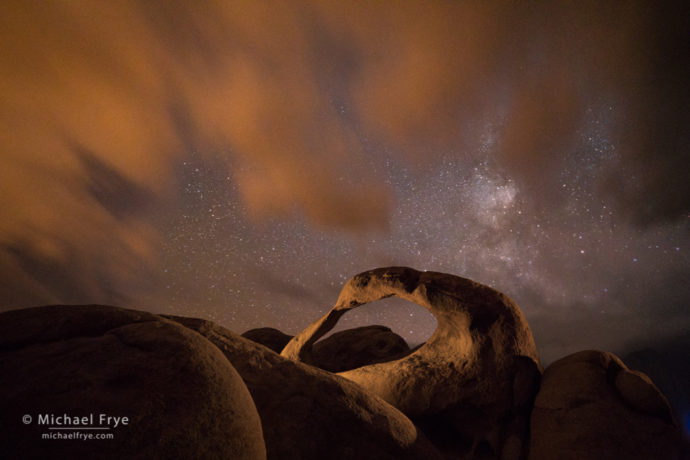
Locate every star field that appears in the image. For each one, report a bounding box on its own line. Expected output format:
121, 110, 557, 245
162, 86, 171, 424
1, 2, 688, 367
156, 107, 688, 363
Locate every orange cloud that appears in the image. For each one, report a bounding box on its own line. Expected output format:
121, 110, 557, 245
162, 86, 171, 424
0, 1, 686, 306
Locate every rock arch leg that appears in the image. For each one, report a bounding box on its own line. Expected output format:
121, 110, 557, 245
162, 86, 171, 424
282, 267, 542, 459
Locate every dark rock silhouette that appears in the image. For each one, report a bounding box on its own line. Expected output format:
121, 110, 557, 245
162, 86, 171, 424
0, 305, 266, 460
623, 336, 690, 438
282, 267, 542, 459
311, 325, 411, 373
1, 268, 685, 459
167, 315, 443, 460
242, 325, 410, 373
529, 350, 686, 460
241, 327, 293, 353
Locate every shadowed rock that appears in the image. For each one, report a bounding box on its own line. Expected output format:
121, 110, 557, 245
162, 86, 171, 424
242, 325, 410, 373
623, 339, 690, 434
529, 350, 686, 460
0, 305, 266, 460
311, 325, 411, 373
281, 267, 542, 459
167, 315, 443, 460
242, 327, 293, 353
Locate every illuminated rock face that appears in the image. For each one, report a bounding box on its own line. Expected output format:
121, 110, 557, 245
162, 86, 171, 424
282, 266, 542, 459
2, 289, 684, 459
167, 315, 444, 460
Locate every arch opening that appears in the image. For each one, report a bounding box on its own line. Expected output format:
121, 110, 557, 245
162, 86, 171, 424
309, 296, 438, 372
318, 295, 437, 347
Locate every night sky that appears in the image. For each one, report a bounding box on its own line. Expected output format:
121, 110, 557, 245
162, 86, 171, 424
1, 1, 688, 363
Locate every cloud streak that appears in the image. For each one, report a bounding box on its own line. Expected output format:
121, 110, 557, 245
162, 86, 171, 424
0, 1, 687, 309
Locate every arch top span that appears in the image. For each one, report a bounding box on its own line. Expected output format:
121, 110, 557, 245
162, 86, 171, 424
282, 267, 540, 415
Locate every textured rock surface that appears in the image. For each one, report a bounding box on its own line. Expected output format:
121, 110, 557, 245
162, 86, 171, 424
0, 305, 266, 460
311, 325, 411, 373
282, 267, 542, 459
168, 315, 443, 460
529, 350, 686, 460
241, 327, 293, 353
5, 282, 681, 459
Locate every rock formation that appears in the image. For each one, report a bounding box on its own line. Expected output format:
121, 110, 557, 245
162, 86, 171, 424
0, 305, 266, 460
281, 266, 542, 459
623, 339, 690, 435
167, 315, 443, 460
241, 327, 293, 353
529, 350, 687, 460
2, 268, 685, 459
311, 325, 411, 373
242, 324, 410, 373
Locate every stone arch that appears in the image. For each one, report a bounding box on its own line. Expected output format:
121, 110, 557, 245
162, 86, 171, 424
281, 267, 542, 458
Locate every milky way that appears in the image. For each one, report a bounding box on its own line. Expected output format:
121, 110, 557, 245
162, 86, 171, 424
158, 109, 688, 363
1, 1, 688, 364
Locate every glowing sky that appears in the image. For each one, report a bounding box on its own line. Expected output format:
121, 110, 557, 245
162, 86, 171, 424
1, 1, 688, 363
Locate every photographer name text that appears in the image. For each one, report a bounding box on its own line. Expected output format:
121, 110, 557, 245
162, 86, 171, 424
36, 413, 129, 428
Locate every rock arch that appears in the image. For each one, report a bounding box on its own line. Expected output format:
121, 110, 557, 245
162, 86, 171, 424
282, 267, 542, 458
